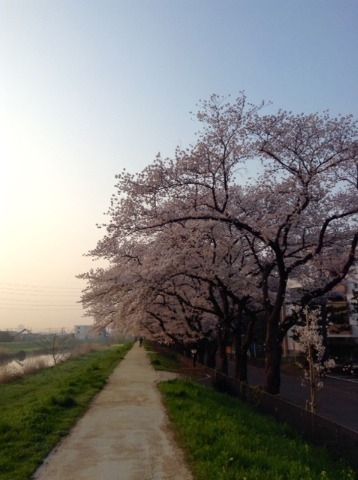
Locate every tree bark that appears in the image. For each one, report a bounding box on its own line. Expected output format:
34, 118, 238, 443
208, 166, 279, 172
262, 256, 287, 395
203, 338, 217, 368
264, 308, 283, 395
238, 313, 256, 382
232, 329, 241, 379
216, 330, 228, 374
238, 350, 248, 382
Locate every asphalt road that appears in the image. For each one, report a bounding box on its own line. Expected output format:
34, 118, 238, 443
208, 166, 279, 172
245, 363, 358, 433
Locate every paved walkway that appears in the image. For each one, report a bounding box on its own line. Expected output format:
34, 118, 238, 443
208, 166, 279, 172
32, 343, 193, 480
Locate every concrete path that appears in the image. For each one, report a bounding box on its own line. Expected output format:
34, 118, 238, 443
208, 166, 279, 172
32, 344, 193, 480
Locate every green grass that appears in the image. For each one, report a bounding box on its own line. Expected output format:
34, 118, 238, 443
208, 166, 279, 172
0, 342, 41, 354
144, 343, 180, 372
0, 343, 132, 480
159, 379, 356, 480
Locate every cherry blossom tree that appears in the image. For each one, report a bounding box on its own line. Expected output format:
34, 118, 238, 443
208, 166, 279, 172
81, 94, 358, 394
80, 218, 262, 376
79, 227, 219, 348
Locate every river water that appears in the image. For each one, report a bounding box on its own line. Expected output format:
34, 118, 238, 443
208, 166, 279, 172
0, 353, 65, 376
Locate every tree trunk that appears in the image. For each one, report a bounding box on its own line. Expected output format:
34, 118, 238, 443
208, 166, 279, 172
232, 329, 241, 379
308, 344, 317, 414
262, 262, 287, 395
233, 332, 250, 382
216, 330, 228, 375
265, 311, 283, 394
238, 350, 248, 382
265, 342, 282, 394
197, 342, 205, 364
203, 338, 217, 368
237, 312, 256, 382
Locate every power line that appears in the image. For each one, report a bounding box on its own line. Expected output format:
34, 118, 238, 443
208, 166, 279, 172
0, 310, 82, 312
0, 287, 80, 293
0, 292, 81, 297
0, 306, 81, 309
0, 303, 82, 307
0, 282, 85, 312
0, 283, 81, 288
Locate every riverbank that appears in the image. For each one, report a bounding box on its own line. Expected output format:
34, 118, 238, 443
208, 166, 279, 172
0, 343, 132, 480
0, 341, 107, 384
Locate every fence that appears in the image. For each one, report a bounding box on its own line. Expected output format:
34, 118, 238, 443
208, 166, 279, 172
171, 349, 358, 472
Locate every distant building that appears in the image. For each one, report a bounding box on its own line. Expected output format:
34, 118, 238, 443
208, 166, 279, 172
74, 325, 93, 340
8, 328, 36, 342
283, 275, 358, 360
344, 278, 358, 338
74, 324, 107, 340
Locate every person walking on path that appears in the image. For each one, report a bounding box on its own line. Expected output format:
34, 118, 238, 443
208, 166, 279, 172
32, 343, 193, 480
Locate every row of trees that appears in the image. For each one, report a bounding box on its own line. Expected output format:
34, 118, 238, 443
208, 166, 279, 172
79, 94, 358, 394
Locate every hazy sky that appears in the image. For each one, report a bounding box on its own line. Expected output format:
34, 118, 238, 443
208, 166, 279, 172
1, 0, 357, 332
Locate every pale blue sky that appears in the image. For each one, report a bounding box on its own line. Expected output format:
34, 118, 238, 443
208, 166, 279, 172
1, 0, 357, 331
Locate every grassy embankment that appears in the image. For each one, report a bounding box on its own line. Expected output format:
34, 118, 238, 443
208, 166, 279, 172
146, 346, 180, 372
148, 347, 356, 480
0, 340, 109, 357
0, 343, 132, 480
0, 342, 41, 355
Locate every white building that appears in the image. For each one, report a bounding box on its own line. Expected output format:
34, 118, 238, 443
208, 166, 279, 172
346, 278, 358, 337
74, 325, 93, 340
283, 276, 358, 358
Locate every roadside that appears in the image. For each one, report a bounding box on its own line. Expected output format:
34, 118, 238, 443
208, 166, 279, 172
32, 343, 193, 480
167, 351, 358, 433
246, 362, 358, 433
